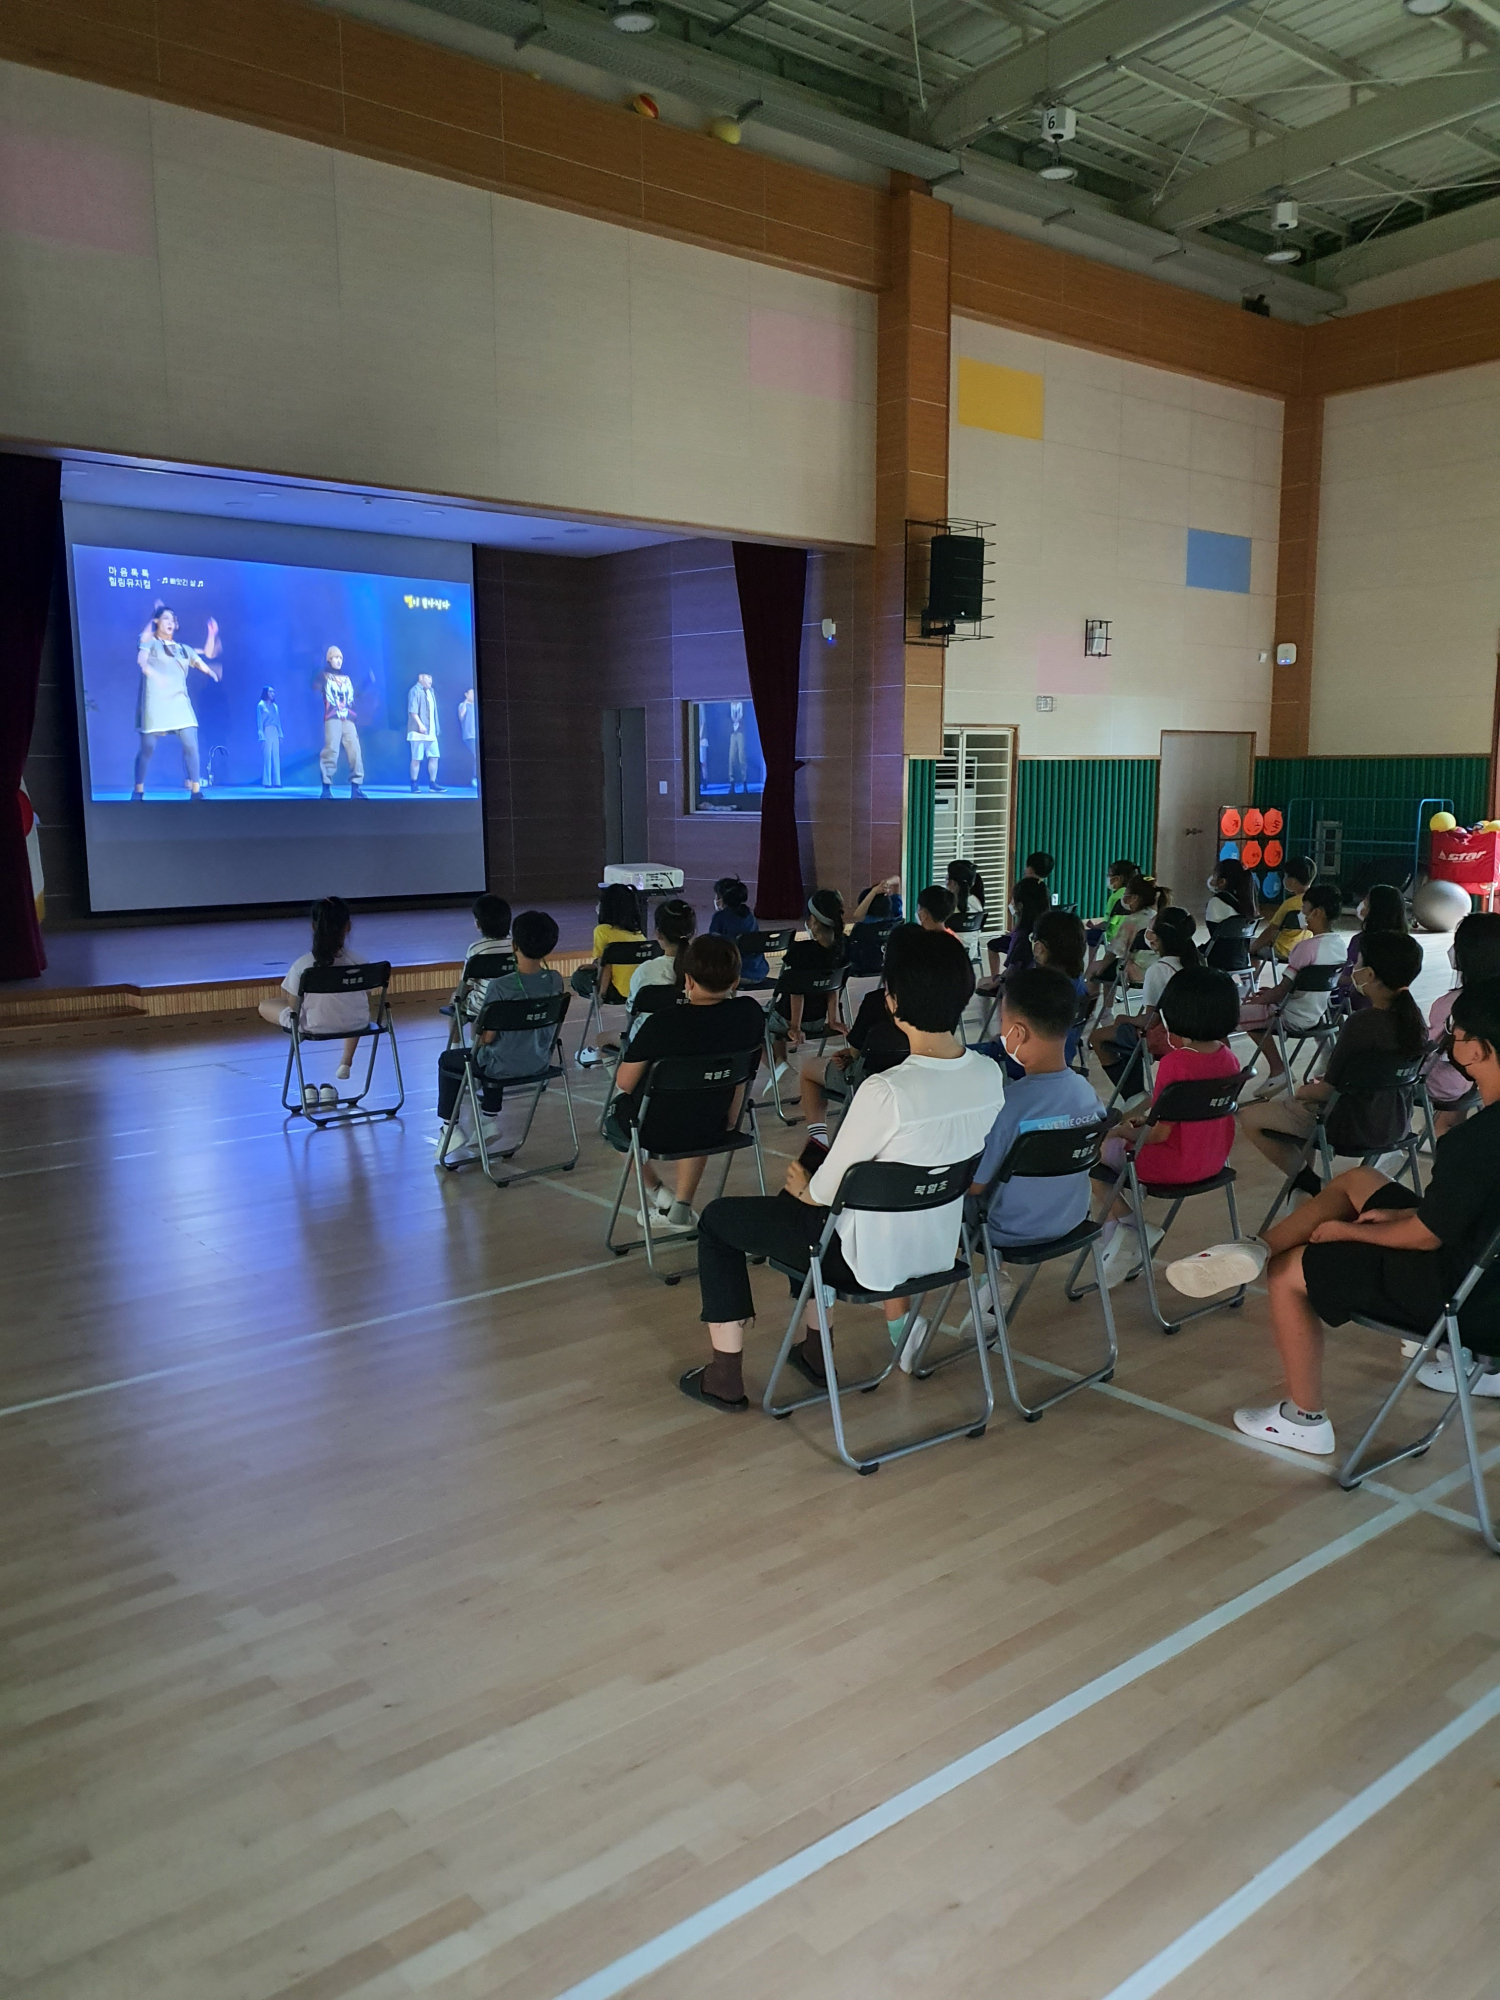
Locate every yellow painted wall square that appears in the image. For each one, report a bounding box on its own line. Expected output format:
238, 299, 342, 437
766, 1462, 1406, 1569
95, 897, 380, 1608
956, 358, 1044, 439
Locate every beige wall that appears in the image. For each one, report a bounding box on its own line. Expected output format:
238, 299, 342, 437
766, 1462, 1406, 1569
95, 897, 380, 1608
944, 318, 1282, 757
0, 59, 875, 545
1315, 362, 1500, 755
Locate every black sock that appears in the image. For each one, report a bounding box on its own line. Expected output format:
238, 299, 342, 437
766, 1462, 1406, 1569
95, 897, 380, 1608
1292, 1167, 1322, 1198
702, 1350, 744, 1402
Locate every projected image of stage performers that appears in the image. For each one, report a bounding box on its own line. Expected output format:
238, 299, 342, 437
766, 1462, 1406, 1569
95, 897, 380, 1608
131, 604, 222, 801
317, 648, 367, 800
407, 673, 441, 792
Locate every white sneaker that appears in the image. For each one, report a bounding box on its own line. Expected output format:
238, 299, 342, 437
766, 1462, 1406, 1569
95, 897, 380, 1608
1248, 1075, 1288, 1102
975, 1271, 1017, 1332
442, 1140, 481, 1166
896, 1314, 930, 1375
1417, 1349, 1500, 1398
760, 1060, 790, 1098
336, 1064, 352, 1081
301, 1085, 319, 1110
1099, 1226, 1142, 1290
637, 1205, 694, 1233
1233, 1402, 1336, 1456
576, 1046, 603, 1068
1167, 1240, 1268, 1298
319, 1083, 338, 1108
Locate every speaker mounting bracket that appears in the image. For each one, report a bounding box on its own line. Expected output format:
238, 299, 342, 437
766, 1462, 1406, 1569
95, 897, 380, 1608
905, 519, 993, 647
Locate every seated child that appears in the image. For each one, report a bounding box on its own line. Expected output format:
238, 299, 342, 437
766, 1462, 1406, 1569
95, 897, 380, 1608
1238, 931, 1424, 1194
1168, 976, 1500, 1455
969, 967, 1103, 1324
798, 923, 914, 1131
1085, 873, 1159, 1005
765, 889, 848, 1082
846, 876, 903, 1012
1030, 909, 1089, 1069
257, 895, 372, 1088
978, 874, 1050, 991
1427, 911, 1500, 1135
573, 883, 648, 1065
626, 898, 695, 1019
1336, 883, 1407, 1005
1093, 967, 1243, 1286
917, 884, 957, 931
1086, 856, 1140, 962
436, 909, 564, 1161
1251, 854, 1314, 971
1237, 883, 1345, 1096
947, 859, 984, 926
709, 877, 767, 985
459, 892, 512, 1019
1089, 904, 1197, 1089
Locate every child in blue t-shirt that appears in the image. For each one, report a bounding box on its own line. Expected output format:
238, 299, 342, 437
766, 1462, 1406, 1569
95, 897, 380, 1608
972, 966, 1103, 1255
708, 876, 766, 983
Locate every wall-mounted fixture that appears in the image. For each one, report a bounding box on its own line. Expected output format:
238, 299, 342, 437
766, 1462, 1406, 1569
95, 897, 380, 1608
821, 618, 837, 642
1275, 641, 1298, 666
1084, 618, 1111, 658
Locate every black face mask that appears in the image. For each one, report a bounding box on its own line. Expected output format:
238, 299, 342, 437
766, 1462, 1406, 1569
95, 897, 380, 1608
1442, 1028, 1477, 1082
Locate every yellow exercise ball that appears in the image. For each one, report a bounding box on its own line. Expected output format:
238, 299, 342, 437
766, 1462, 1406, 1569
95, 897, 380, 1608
1430, 811, 1458, 832
708, 115, 742, 143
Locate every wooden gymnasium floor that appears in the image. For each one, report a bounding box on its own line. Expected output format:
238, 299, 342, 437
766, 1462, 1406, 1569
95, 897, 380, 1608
2, 987, 1499, 2000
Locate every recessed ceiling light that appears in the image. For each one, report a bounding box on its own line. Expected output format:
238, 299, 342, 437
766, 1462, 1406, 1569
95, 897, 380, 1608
611, 1, 657, 28
1404, 0, 1451, 15
1039, 160, 1076, 181
1264, 245, 1301, 264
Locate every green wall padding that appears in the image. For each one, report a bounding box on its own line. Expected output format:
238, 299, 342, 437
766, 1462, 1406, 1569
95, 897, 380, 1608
905, 758, 935, 908
1253, 755, 1491, 882
1014, 758, 1159, 917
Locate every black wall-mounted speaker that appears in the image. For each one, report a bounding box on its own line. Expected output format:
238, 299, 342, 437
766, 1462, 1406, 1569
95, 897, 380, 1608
925, 533, 986, 623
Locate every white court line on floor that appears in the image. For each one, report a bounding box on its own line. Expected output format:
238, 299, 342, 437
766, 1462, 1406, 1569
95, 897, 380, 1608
545, 1501, 1414, 2000
1097, 1676, 1500, 2000
0, 1257, 622, 1421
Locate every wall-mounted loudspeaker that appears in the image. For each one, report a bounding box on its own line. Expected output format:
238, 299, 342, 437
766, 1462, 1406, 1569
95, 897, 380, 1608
925, 532, 986, 629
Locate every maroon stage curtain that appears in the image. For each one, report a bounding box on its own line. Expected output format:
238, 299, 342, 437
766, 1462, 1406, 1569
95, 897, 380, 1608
732, 542, 807, 921
0, 454, 60, 980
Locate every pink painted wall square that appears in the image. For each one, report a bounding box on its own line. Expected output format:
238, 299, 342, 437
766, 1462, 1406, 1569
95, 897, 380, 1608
1037, 631, 1111, 697
0, 136, 155, 256
749, 308, 856, 401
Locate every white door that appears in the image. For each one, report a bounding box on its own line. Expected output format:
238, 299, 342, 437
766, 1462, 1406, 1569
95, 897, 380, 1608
931, 726, 1015, 910
1155, 731, 1254, 917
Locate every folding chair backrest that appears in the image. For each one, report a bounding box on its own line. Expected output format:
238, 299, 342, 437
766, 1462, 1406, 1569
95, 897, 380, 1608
1287, 962, 1340, 994
462, 951, 517, 983
1149, 1070, 1249, 1125
830, 1154, 983, 1215
847, 919, 898, 977
777, 965, 845, 998
950, 909, 986, 936
1206, 915, 1255, 970
990, 1117, 1108, 1186
298, 960, 391, 995
746, 928, 795, 959
629, 982, 681, 1016
602, 940, 662, 968
476, 990, 571, 1036
634, 1045, 761, 1152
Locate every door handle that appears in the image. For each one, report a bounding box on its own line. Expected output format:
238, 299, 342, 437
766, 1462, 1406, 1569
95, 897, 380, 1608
1184, 825, 1203, 835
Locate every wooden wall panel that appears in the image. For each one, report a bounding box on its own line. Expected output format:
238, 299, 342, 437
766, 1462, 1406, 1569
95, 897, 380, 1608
1304, 277, 1500, 396
1269, 395, 1323, 759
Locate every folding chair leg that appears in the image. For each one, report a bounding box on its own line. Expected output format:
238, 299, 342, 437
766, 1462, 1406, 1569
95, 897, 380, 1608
280, 1030, 303, 1115
1339, 1315, 1468, 1488
764, 1272, 899, 1424
764, 1024, 797, 1126
991, 1237, 1117, 1419
1259, 1131, 1320, 1237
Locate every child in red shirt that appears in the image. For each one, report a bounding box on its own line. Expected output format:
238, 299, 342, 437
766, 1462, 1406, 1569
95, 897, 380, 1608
1095, 966, 1243, 1286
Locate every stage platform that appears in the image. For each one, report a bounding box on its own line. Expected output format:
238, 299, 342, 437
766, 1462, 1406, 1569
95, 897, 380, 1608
0, 902, 599, 1036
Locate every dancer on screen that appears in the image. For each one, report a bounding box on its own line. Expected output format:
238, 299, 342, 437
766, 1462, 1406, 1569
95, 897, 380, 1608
407, 672, 442, 792
317, 647, 367, 800
130, 603, 221, 801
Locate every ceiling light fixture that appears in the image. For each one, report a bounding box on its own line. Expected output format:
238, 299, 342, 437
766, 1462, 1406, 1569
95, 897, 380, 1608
1264, 245, 1301, 264
1039, 151, 1076, 182
1403, 0, 1452, 15
610, 1, 657, 30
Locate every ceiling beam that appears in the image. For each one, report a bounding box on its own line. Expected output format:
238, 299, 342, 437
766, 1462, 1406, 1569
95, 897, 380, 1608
1311, 189, 1500, 288
1137, 64, 1500, 231
926, 0, 1245, 149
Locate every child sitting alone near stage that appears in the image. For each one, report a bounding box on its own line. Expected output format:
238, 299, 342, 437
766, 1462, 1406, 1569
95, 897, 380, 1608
1093, 966, 1243, 1287
437, 910, 564, 1163
258, 896, 373, 1088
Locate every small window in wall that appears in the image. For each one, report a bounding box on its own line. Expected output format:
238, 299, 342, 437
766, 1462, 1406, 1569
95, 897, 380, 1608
686, 700, 765, 814
932, 726, 1015, 906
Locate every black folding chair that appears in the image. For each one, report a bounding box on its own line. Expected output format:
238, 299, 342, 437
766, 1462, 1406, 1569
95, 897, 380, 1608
846, 919, 898, 983
1258, 962, 1341, 1085
1067, 1069, 1252, 1334
596, 980, 680, 1135
281, 961, 404, 1127
604, 1046, 766, 1281
580, 939, 662, 1048
443, 949, 516, 1048
764, 965, 848, 1125
737, 928, 795, 995
1258, 1061, 1426, 1236
1416, 1035, 1476, 1160
435, 990, 578, 1186
909, 1119, 1117, 1420
1206, 914, 1257, 999
1337, 1222, 1500, 1555
762, 1155, 990, 1474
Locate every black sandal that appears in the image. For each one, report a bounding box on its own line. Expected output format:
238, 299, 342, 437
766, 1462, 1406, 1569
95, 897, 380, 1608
787, 1340, 829, 1389
678, 1365, 748, 1412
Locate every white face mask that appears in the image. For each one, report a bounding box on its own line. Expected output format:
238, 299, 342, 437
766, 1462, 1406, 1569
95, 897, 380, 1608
1207, 875, 1219, 892
1448, 944, 1458, 970
1001, 1025, 1024, 1061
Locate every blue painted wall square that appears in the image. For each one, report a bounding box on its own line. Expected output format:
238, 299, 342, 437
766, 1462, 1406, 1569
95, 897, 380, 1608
1186, 527, 1252, 594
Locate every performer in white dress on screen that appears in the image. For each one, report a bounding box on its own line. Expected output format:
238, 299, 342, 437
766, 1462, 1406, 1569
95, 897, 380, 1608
458, 687, 477, 787
131, 604, 221, 801
257, 686, 282, 789
407, 673, 441, 793
316, 648, 367, 800
727, 699, 748, 795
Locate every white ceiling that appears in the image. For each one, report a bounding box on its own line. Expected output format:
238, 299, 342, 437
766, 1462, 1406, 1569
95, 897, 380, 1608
52, 455, 683, 557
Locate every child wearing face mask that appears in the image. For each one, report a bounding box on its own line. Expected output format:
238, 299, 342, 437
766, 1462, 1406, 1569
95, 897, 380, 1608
1426, 911, 1500, 1135
972, 968, 1103, 1249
